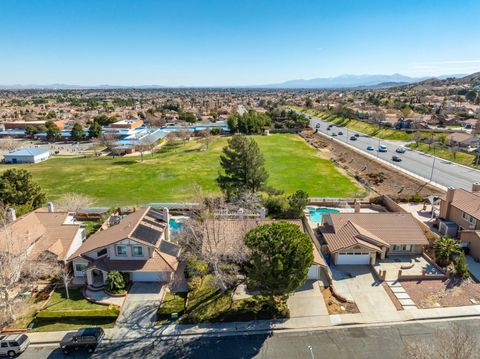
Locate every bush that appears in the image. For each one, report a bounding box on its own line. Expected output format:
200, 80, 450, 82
36, 306, 119, 319
185, 257, 209, 279
455, 253, 470, 279
105, 271, 126, 293
263, 195, 289, 218
157, 292, 187, 322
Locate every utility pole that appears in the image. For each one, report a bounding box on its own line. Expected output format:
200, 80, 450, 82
307, 345, 315, 359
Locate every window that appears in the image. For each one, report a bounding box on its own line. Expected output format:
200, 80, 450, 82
97, 248, 107, 257
393, 245, 412, 252
116, 245, 127, 257
8, 342, 19, 347
462, 212, 477, 225
75, 263, 87, 272
132, 245, 143, 257
1, 343, 7, 348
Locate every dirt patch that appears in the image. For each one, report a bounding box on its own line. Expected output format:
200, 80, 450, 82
300, 130, 443, 200
401, 278, 480, 308
321, 287, 359, 314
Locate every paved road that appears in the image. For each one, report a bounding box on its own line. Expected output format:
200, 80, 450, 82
302, 112, 480, 190
20, 318, 480, 359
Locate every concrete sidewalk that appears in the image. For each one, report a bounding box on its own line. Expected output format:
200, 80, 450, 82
26, 303, 480, 344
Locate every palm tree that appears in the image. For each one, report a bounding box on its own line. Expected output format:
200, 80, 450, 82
433, 236, 460, 267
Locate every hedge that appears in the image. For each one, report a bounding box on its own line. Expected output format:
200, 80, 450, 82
36, 308, 119, 320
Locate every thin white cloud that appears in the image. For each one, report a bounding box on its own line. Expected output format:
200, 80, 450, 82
407, 60, 480, 76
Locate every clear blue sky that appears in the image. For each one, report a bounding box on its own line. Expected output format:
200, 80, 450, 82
1, 0, 479, 86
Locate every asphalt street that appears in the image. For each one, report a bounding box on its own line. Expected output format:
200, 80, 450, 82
304, 112, 480, 190
20, 318, 480, 359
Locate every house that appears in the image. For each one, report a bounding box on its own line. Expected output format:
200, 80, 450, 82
68, 207, 180, 287
438, 184, 480, 237
319, 213, 429, 265
3, 119, 65, 130
0, 205, 84, 263
4, 147, 50, 164
202, 218, 328, 281
447, 133, 479, 149
110, 119, 144, 130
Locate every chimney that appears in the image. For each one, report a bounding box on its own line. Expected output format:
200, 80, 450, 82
472, 183, 480, 192
162, 207, 170, 222
238, 208, 245, 220
354, 200, 361, 214
47, 202, 54, 213
439, 187, 455, 219
6, 208, 16, 222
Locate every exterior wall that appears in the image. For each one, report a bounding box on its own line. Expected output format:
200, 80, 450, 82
108, 239, 150, 260
460, 231, 480, 260
445, 206, 480, 231
72, 258, 89, 277
4, 151, 50, 164
65, 228, 85, 260
387, 244, 423, 256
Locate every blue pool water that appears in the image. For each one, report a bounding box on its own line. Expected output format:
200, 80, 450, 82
309, 207, 340, 223
169, 218, 184, 232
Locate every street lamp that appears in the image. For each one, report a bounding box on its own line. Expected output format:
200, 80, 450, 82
429, 141, 442, 182
307, 345, 315, 359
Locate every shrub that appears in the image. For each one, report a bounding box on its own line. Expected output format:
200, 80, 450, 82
455, 253, 470, 279
263, 195, 288, 217
434, 236, 461, 267
105, 271, 126, 293
185, 257, 209, 279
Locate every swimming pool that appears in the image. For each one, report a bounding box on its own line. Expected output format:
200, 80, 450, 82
308, 207, 340, 223
169, 218, 183, 231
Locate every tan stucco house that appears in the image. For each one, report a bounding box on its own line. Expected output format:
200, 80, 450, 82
319, 213, 429, 265
68, 207, 180, 287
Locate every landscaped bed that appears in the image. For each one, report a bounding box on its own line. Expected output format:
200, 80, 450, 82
1, 134, 362, 206
157, 275, 289, 324
29, 288, 119, 332
401, 279, 480, 308
321, 287, 359, 314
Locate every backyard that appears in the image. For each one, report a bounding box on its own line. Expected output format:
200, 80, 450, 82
1, 134, 362, 206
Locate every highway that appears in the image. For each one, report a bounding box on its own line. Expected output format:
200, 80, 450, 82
302, 112, 480, 190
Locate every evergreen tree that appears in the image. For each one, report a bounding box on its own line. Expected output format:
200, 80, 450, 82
0, 169, 46, 214
70, 123, 84, 141
88, 121, 102, 138
45, 120, 60, 142
217, 135, 268, 199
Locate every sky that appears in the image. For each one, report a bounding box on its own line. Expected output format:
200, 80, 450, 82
0, 0, 479, 86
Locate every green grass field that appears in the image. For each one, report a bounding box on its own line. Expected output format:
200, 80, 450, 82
407, 142, 478, 168
1, 134, 362, 206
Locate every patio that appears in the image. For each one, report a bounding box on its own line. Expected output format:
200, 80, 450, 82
374, 255, 442, 281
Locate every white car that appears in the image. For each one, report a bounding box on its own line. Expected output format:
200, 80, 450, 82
0, 334, 30, 357
396, 147, 406, 153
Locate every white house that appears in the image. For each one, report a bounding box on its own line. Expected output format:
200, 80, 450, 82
4, 147, 50, 164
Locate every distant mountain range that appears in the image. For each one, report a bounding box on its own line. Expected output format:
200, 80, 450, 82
0, 73, 468, 90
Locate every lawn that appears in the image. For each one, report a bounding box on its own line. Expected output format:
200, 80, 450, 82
29, 288, 119, 332
1, 134, 362, 206
157, 275, 289, 324
407, 143, 478, 168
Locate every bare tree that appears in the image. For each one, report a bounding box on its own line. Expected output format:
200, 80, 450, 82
98, 133, 117, 156
135, 137, 153, 162
55, 192, 94, 212
403, 324, 476, 359
197, 129, 212, 150
0, 138, 20, 152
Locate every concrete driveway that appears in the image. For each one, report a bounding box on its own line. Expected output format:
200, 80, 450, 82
330, 265, 398, 320
114, 282, 164, 335
287, 280, 328, 318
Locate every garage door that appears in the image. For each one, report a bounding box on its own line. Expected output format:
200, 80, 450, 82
336, 253, 371, 265
131, 272, 166, 282
307, 265, 319, 280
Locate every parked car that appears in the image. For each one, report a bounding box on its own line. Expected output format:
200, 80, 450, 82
331, 132, 337, 136
367, 146, 375, 151
378, 145, 388, 152
396, 146, 406, 153
0, 334, 30, 357
338, 131, 343, 135
392, 155, 402, 162
60, 328, 105, 355
350, 136, 357, 141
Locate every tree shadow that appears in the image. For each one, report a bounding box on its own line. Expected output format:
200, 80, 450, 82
111, 160, 137, 165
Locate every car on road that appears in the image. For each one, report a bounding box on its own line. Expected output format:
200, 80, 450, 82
315, 123, 320, 129
396, 146, 406, 153
378, 145, 388, 152
392, 155, 402, 162
338, 131, 343, 135
331, 132, 337, 136
367, 146, 374, 151
350, 136, 357, 141
0, 333, 30, 357
60, 327, 105, 355
327, 126, 332, 130
354, 133, 360, 138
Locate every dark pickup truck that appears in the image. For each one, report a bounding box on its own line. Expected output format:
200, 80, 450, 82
60, 327, 105, 355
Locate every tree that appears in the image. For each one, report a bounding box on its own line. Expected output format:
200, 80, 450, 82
305, 98, 313, 108
135, 137, 153, 162
404, 324, 476, 359
433, 236, 460, 267
45, 120, 60, 142
465, 90, 477, 103
227, 111, 271, 135
105, 271, 126, 293
70, 123, 84, 141
455, 252, 470, 279
217, 135, 268, 199
25, 125, 40, 138
227, 116, 238, 133
0, 169, 46, 214
0, 138, 20, 152
287, 190, 309, 218
179, 112, 197, 123
88, 121, 102, 138
244, 222, 313, 297
198, 129, 212, 150
55, 193, 94, 212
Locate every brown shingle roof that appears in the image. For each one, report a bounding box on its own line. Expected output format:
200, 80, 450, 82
448, 189, 480, 220
321, 213, 428, 253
